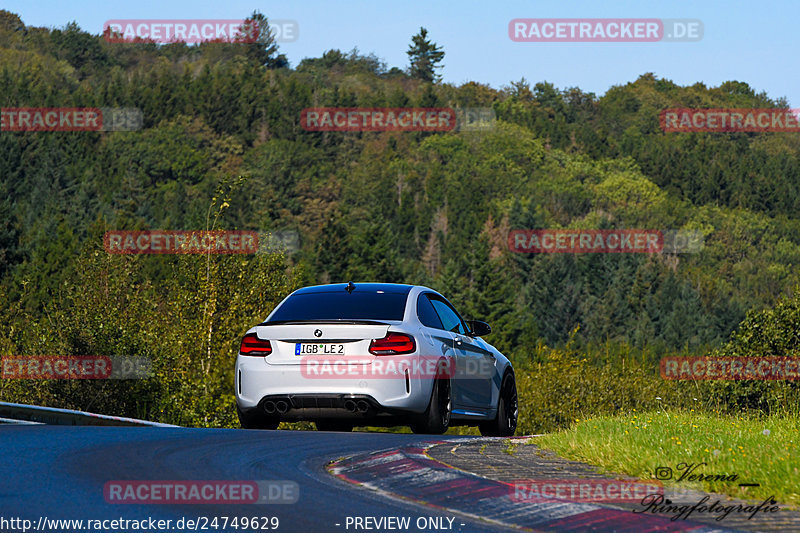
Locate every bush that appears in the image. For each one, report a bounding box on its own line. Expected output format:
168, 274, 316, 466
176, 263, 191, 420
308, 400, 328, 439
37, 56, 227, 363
0, 234, 303, 426
514, 332, 690, 434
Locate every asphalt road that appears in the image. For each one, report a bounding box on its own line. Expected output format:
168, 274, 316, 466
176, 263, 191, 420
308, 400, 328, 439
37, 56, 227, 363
0, 426, 511, 533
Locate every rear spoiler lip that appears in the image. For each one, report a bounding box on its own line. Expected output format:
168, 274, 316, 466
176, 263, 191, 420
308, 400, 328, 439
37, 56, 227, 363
258, 319, 394, 326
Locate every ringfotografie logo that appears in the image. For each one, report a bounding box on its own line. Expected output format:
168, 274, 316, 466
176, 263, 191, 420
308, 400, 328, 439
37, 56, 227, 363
634, 494, 780, 522
634, 463, 780, 522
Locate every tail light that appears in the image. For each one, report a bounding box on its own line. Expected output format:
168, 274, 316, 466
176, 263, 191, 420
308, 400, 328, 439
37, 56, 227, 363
240, 332, 272, 356
369, 333, 416, 355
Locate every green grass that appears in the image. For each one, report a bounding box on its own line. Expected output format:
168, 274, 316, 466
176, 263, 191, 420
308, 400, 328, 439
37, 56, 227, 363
536, 411, 799, 508
504, 440, 520, 456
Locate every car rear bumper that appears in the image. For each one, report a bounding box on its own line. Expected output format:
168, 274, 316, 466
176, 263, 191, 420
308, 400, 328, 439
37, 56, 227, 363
235, 356, 434, 417
247, 393, 404, 421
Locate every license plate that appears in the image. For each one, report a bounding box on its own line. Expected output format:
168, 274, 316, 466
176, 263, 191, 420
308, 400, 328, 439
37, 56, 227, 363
295, 343, 345, 355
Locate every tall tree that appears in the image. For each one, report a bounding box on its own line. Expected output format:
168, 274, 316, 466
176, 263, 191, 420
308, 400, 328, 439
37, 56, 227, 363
239, 11, 288, 69
406, 27, 444, 82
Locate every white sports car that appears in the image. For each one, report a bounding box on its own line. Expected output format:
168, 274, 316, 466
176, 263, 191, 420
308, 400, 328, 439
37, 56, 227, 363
235, 282, 517, 435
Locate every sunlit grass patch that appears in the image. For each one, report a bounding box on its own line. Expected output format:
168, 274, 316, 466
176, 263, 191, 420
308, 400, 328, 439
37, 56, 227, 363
537, 411, 799, 508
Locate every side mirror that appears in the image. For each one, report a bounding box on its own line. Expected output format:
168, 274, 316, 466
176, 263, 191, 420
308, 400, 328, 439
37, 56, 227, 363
467, 320, 491, 337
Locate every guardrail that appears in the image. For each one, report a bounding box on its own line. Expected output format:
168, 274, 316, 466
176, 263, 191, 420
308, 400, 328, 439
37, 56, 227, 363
0, 416, 41, 425
0, 401, 177, 427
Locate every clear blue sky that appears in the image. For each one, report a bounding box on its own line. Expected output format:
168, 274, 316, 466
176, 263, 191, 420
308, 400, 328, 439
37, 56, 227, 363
5, 0, 799, 106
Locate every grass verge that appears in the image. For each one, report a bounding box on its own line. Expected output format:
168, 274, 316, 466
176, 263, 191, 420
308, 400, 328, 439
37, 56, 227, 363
536, 410, 799, 508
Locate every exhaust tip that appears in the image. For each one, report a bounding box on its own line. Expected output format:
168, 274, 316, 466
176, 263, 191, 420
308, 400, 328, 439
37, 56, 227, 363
356, 400, 370, 413
263, 401, 276, 414
343, 400, 357, 412
275, 400, 289, 414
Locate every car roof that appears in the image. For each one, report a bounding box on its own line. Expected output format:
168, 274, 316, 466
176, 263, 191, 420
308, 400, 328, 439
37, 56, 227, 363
292, 282, 417, 295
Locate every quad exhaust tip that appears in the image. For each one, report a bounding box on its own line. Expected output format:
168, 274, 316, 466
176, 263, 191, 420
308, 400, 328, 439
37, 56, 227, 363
265, 398, 369, 414
263, 400, 289, 414
344, 399, 369, 413
275, 400, 289, 414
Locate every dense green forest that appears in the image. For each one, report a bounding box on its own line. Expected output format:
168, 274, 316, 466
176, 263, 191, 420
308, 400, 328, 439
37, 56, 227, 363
1, 10, 798, 430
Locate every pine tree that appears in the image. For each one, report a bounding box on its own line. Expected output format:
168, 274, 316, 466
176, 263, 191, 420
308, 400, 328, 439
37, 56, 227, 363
406, 27, 444, 83
239, 12, 288, 69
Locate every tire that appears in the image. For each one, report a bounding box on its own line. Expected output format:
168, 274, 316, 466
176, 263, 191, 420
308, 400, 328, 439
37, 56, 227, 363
237, 404, 279, 430
411, 374, 451, 435
479, 371, 518, 437
315, 420, 353, 432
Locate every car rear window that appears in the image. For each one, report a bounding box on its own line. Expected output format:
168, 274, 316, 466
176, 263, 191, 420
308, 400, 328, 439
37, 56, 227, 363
267, 290, 409, 321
